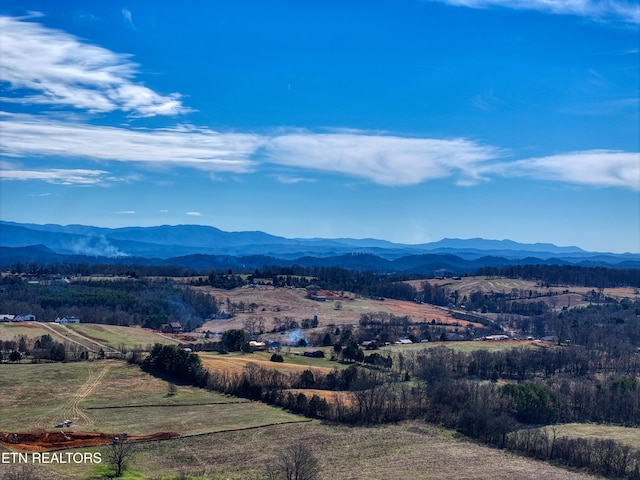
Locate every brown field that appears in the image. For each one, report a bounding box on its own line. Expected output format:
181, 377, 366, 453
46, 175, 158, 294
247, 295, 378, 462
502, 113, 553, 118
110, 421, 602, 480
197, 285, 479, 336
2, 421, 603, 480
371, 298, 483, 327
198, 351, 335, 376
543, 424, 640, 449
196, 285, 361, 333
197, 277, 640, 342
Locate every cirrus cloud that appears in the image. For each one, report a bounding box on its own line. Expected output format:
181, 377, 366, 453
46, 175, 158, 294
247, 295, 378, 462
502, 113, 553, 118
0, 168, 110, 185
0, 113, 262, 173
0, 15, 189, 116
490, 150, 640, 190
261, 132, 504, 186
2, 114, 637, 190
427, 0, 640, 24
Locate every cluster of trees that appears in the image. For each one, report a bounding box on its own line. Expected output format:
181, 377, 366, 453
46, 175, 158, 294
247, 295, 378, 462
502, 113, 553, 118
506, 430, 640, 478
219, 329, 249, 353
0, 333, 90, 363
420, 280, 557, 315
8, 261, 198, 278
140, 344, 209, 387
30, 333, 69, 362
205, 272, 245, 289
500, 300, 640, 351
247, 266, 420, 301
419, 280, 640, 351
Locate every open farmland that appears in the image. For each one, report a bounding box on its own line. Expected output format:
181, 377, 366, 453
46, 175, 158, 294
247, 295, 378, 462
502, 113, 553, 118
0, 350, 616, 479
398, 338, 549, 353
198, 350, 339, 376
0, 322, 180, 352
0, 360, 307, 445
67, 323, 180, 350
197, 284, 475, 335
0, 321, 56, 342
540, 424, 640, 450
412, 276, 640, 308
11, 420, 602, 480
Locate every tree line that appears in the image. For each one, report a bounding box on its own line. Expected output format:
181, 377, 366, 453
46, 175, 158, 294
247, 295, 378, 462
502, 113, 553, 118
199, 344, 640, 478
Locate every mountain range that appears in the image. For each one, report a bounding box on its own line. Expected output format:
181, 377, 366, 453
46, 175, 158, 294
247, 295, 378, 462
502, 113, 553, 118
1, 221, 638, 273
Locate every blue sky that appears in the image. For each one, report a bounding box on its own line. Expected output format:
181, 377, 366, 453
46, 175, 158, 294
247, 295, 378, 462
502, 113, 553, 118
1, 1, 638, 253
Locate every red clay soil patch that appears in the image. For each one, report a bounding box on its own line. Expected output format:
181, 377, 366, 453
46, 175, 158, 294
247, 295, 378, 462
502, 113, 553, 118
0, 430, 180, 452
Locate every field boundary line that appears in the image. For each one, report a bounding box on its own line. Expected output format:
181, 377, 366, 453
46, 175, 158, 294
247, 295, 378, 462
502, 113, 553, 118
61, 324, 120, 353
39, 323, 97, 353
86, 401, 250, 410
185, 419, 314, 437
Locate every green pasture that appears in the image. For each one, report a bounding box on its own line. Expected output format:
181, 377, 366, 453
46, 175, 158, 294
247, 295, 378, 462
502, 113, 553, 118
0, 322, 56, 342
0, 360, 304, 434
66, 323, 180, 350
386, 340, 540, 353
0, 361, 98, 431
251, 348, 348, 369
0, 322, 180, 352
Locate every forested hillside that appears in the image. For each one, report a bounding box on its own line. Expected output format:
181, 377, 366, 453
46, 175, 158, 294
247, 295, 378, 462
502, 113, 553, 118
0, 277, 218, 331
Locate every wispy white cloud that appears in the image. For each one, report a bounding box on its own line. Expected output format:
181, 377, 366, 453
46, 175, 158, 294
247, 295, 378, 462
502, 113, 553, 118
559, 96, 639, 116
489, 150, 640, 190
262, 132, 504, 186
471, 89, 504, 111
0, 113, 262, 173
186, 211, 203, 217
117, 210, 136, 214
0, 16, 189, 116
0, 168, 110, 185
272, 174, 317, 184
2, 115, 636, 190
427, 0, 640, 23
121, 8, 136, 30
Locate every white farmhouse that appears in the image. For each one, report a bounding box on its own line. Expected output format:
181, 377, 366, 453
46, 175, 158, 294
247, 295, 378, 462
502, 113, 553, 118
55, 316, 80, 324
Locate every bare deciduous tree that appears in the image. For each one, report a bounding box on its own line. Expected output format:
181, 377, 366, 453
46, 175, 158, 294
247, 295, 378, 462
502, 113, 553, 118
107, 435, 135, 477
266, 444, 320, 480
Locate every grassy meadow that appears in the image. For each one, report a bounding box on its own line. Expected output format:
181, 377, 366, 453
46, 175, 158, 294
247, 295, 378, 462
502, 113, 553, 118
0, 322, 180, 351
2, 420, 603, 480
68, 323, 181, 350
0, 358, 609, 479
540, 424, 640, 450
